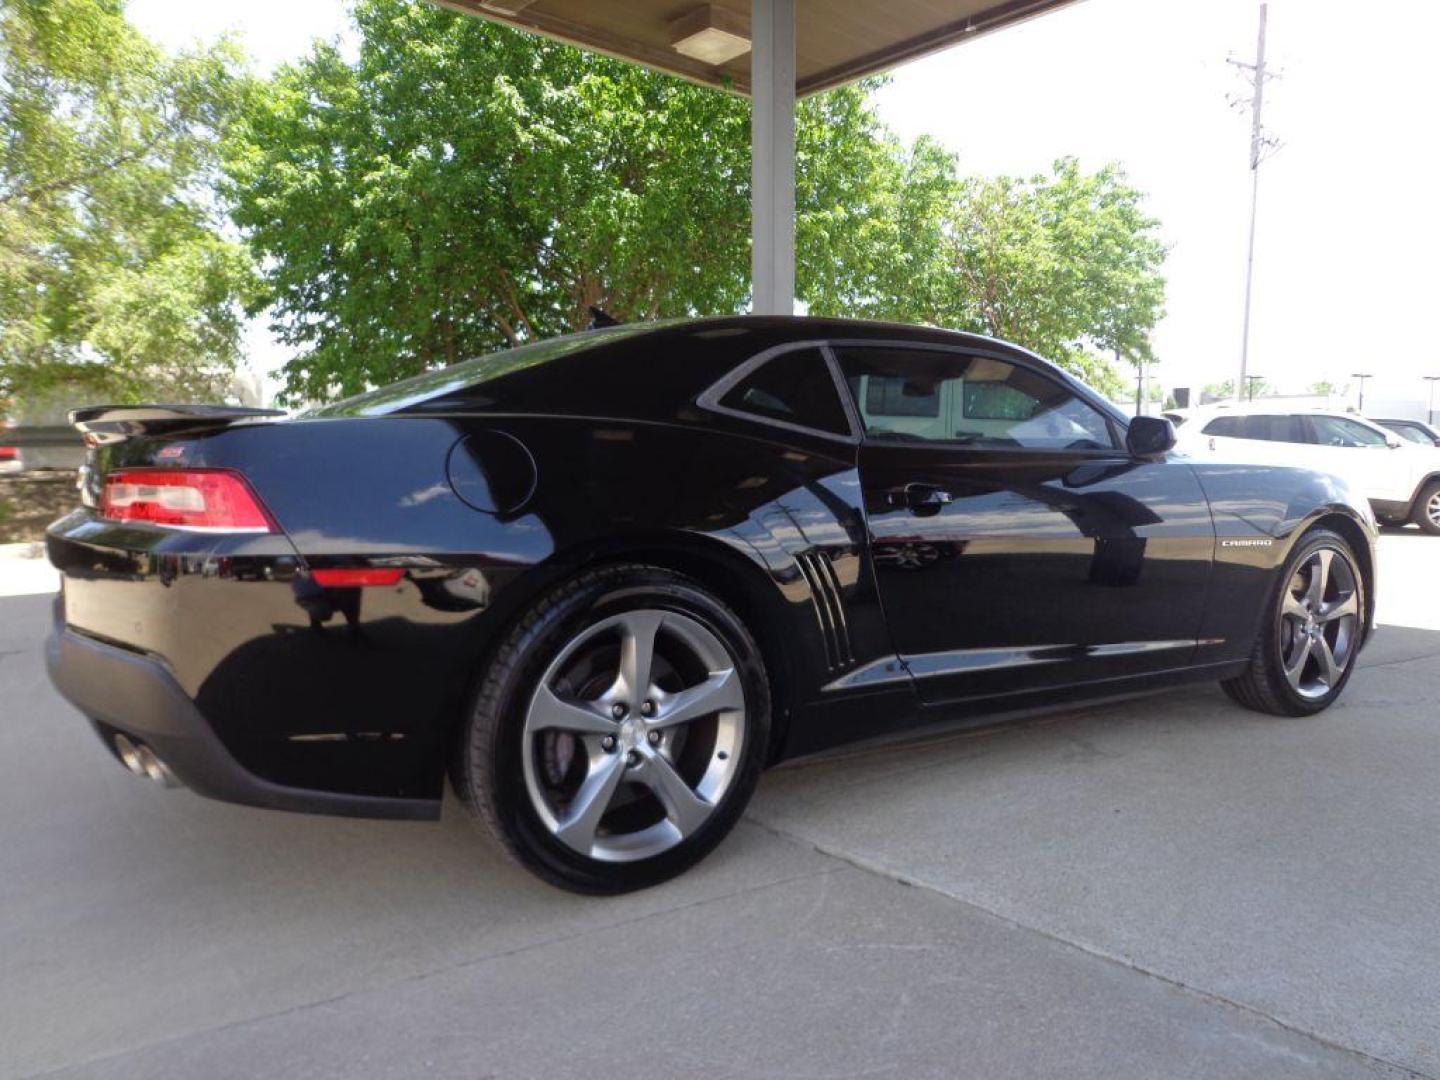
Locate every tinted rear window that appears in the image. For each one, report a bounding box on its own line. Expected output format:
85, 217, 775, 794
1201, 417, 1241, 437
719, 348, 851, 436
1202, 415, 1296, 442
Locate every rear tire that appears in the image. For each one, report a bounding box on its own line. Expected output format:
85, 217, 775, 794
1411, 480, 1440, 535
1221, 528, 1365, 717
457, 564, 770, 894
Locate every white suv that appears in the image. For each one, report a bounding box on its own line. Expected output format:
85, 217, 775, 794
1173, 405, 1440, 534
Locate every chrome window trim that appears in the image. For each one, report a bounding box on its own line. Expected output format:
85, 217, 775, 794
821, 344, 865, 437
696, 340, 861, 445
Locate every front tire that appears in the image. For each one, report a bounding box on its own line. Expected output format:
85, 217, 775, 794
1411, 480, 1440, 535
457, 564, 770, 894
1221, 528, 1365, 716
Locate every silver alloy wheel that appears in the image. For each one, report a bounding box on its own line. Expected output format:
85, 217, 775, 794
522, 609, 747, 862
1278, 546, 1361, 700
1427, 491, 1440, 529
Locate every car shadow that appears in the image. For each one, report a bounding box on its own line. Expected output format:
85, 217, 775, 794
760, 620, 1440, 794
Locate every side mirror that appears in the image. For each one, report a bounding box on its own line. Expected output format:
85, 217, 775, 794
1386, 435, 1403, 449
1126, 416, 1176, 457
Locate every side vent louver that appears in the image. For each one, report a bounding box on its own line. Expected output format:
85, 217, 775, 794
795, 550, 853, 671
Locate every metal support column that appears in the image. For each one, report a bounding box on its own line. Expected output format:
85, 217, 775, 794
751, 0, 795, 315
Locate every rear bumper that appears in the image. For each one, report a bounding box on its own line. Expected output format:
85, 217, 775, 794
45, 604, 439, 821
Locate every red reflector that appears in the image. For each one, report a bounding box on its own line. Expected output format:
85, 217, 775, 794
100, 469, 276, 532
310, 567, 405, 588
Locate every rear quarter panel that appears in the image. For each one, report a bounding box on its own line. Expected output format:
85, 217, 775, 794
56, 412, 882, 799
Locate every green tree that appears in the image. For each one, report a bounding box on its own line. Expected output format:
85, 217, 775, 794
798, 149, 1166, 397
943, 160, 1165, 390
795, 92, 960, 325
1202, 380, 1235, 402
1309, 380, 1336, 397
0, 0, 256, 405
1243, 378, 1272, 399
225, 1, 754, 402
1073, 358, 1127, 401
226, 0, 1168, 404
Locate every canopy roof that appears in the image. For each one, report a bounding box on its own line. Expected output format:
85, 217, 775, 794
433, 0, 1079, 96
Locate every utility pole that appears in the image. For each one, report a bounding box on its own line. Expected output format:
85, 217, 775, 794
1229, 4, 1275, 401
1424, 375, 1440, 426
1352, 372, 1372, 413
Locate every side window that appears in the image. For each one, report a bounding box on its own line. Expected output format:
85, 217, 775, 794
1202, 416, 1243, 438
1309, 415, 1388, 447
1241, 415, 1293, 441
834, 346, 1116, 450
718, 347, 851, 436
1279, 416, 1309, 444
1205, 415, 1306, 443
866, 375, 940, 418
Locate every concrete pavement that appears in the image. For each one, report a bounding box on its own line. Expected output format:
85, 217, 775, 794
0, 543, 57, 598
1, 531, 1437, 1079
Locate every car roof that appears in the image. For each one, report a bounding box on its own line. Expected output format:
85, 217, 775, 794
1189, 402, 1343, 415
1186, 403, 1376, 422
312, 315, 1118, 425
1182, 404, 1401, 439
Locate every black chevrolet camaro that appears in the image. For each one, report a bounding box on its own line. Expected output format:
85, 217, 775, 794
46, 317, 1377, 892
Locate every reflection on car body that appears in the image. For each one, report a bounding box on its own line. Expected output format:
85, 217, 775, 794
43, 317, 1379, 891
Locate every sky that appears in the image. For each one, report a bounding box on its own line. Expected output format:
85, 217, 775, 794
129, 0, 1440, 408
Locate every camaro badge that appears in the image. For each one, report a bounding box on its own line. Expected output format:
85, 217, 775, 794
1221, 538, 1275, 548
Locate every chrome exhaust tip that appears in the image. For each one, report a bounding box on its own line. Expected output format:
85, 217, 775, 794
133, 743, 181, 788
113, 734, 181, 788
113, 734, 146, 777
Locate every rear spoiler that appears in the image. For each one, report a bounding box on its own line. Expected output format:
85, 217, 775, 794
69, 404, 284, 444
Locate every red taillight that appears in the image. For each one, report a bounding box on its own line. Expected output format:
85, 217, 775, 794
0, 446, 16, 461
310, 567, 405, 588
100, 469, 276, 533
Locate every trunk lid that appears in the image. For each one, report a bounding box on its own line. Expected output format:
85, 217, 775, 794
70, 404, 284, 506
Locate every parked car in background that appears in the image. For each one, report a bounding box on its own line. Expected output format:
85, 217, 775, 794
0, 420, 19, 473
0, 426, 19, 473
9, 425, 86, 471
1175, 404, 1440, 534
1372, 417, 1440, 448
1, 402, 89, 472
45, 318, 1378, 892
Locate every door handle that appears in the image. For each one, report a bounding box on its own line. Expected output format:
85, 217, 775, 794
889, 483, 954, 513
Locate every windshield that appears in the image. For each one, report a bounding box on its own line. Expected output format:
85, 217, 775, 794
1309, 414, 1389, 448
1386, 422, 1435, 445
